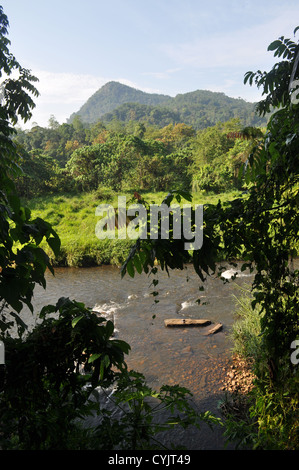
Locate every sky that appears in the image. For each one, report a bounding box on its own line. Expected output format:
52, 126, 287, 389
1, 0, 299, 128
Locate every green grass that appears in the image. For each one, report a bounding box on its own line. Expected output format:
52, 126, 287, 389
25, 189, 243, 267
229, 285, 265, 362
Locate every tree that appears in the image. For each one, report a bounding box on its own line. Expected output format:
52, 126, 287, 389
0, 7, 61, 321
190, 119, 258, 192
66, 143, 103, 191
0, 7, 222, 450
121, 28, 299, 449
244, 28, 299, 115
48, 114, 60, 130
122, 28, 299, 387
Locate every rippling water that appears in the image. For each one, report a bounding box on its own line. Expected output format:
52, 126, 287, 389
17, 262, 256, 449
21, 263, 254, 376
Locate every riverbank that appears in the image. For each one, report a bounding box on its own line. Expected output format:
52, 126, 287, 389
25, 189, 244, 267
19, 263, 255, 450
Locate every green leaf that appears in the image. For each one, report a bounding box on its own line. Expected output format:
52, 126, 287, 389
111, 339, 131, 354
133, 254, 142, 274
139, 250, 148, 267
39, 304, 57, 319
100, 354, 110, 379
126, 258, 135, 277
244, 71, 254, 85
88, 353, 101, 363
47, 235, 61, 256
71, 314, 84, 328
177, 190, 193, 202
267, 39, 283, 51
105, 320, 114, 337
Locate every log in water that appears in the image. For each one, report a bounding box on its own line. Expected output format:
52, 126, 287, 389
18, 262, 257, 449
204, 322, 223, 335
164, 318, 211, 327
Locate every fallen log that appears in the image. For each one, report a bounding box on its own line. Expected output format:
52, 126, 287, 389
164, 318, 211, 327
204, 323, 223, 335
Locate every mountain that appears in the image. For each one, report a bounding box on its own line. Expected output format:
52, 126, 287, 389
68, 81, 267, 129
68, 81, 172, 123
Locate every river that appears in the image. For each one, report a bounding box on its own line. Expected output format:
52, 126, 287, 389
18, 262, 255, 450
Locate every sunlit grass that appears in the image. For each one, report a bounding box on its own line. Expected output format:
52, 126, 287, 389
25, 189, 244, 266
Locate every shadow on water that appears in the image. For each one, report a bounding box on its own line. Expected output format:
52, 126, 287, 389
20, 263, 254, 449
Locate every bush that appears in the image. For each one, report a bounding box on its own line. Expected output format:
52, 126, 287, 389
0, 298, 220, 450
230, 286, 267, 376
222, 288, 299, 450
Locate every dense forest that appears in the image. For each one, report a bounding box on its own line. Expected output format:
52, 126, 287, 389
10, 113, 264, 270
14, 114, 264, 199
13, 81, 268, 200
0, 1, 298, 451
68, 81, 268, 129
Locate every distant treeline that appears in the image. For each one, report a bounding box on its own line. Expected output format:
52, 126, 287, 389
68, 81, 268, 130
14, 116, 265, 198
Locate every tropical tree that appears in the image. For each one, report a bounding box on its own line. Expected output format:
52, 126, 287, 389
0, 6, 61, 321
0, 8, 218, 449
121, 28, 299, 449
122, 28, 299, 390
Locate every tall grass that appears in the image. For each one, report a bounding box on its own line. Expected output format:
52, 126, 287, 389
26, 189, 244, 267
26, 190, 135, 267
230, 285, 263, 360
224, 285, 299, 450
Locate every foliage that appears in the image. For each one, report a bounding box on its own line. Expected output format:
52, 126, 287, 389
229, 286, 266, 369
122, 26, 299, 381
23, 190, 240, 268
69, 80, 268, 130
2, 294, 221, 450
244, 29, 299, 115
90, 370, 221, 450
0, 7, 61, 325
1, 294, 220, 450
223, 288, 298, 450
13, 117, 263, 198
65, 131, 192, 193
121, 27, 299, 449
0, 7, 221, 450
0, 297, 130, 449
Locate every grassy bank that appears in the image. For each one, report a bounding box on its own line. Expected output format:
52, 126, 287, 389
26, 189, 243, 267
221, 287, 299, 450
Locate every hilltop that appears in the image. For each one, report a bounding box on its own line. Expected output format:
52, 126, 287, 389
68, 81, 172, 124
68, 81, 268, 130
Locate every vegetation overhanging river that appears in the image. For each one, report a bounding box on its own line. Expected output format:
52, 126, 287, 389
18, 261, 258, 449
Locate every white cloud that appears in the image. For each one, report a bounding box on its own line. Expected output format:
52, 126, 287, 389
24, 71, 107, 127
160, 11, 298, 70
23, 70, 164, 128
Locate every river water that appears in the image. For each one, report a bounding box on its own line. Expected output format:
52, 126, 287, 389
19, 262, 254, 450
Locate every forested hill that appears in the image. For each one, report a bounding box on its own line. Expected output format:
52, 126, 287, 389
68, 81, 268, 130
68, 81, 172, 124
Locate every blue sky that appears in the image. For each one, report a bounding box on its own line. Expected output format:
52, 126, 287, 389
1, 0, 299, 127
